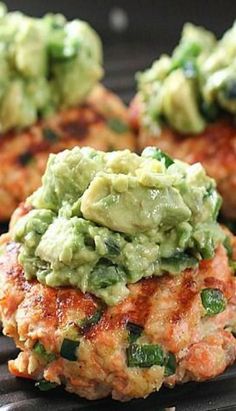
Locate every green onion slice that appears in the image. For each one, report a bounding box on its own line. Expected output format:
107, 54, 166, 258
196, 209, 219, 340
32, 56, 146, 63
201, 288, 226, 316
35, 380, 57, 391
79, 308, 103, 333
142, 147, 174, 168
33, 341, 56, 363
164, 352, 177, 376
126, 321, 144, 343
107, 118, 129, 134
126, 344, 165, 368
60, 338, 80, 361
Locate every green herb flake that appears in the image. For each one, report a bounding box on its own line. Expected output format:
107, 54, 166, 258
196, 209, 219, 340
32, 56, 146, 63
126, 344, 165, 368
60, 338, 80, 361
164, 352, 177, 376
43, 127, 59, 143
126, 321, 144, 343
160, 252, 198, 274
201, 288, 226, 316
18, 152, 34, 166
35, 380, 57, 391
33, 341, 56, 363
107, 118, 129, 134
142, 147, 174, 168
104, 238, 120, 256
79, 308, 103, 333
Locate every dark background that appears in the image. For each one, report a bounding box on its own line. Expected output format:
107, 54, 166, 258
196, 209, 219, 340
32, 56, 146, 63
4, 0, 236, 102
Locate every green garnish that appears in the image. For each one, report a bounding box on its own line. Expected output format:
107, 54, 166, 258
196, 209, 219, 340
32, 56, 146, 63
43, 128, 59, 143
107, 118, 129, 134
33, 341, 56, 363
104, 238, 120, 256
18, 152, 34, 166
142, 147, 174, 168
164, 352, 177, 376
152, 149, 174, 168
88, 262, 125, 289
201, 288, 226, 316
48, 35, 79, 61
126, 343, 177, 376
126, 344, 165, 368
35, 380, 57, 391
160, 252, 198, 274
126, 322, 144, 343
79, 308, 103, 333
60, 338, 80, 361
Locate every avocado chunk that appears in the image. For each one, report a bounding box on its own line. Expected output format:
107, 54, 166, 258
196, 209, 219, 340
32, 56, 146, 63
81, 173, 191, 234
0, 5, 103, 132
162, 70, 205, 134
138, 21, 236, 134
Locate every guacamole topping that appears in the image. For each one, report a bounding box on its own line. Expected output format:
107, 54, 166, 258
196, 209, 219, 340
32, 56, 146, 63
13, 146, 224, 305
0, 3, 103, 132
137, 22, 236, 134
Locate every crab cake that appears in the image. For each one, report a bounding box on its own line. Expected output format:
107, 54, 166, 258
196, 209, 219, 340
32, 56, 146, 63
1, 146, 236, 401
0, 85, 135, 221
131, 99, 236, 219
0, 6, 136, 221
131, 23, 236, 219
0, 235, 236, 401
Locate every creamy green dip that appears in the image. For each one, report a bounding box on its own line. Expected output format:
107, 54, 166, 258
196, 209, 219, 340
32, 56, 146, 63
13, 146, 224, 305
138, 22, 236, 134
0, 3, 102, 132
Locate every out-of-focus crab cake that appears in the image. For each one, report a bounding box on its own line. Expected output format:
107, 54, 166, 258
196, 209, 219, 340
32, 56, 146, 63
0, 5, 136, 220
0, 85, 135, 220
131, 23, 236, 219
1, 146, 236, 401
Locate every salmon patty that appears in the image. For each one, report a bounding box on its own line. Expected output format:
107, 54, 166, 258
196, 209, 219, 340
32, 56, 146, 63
130, 98, 236, 219
1, 206, 236, 401
0, 85, 136, 221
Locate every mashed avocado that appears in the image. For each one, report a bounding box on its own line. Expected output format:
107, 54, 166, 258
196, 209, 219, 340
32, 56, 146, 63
138, 22, 236, 134
0, 3, 102, 132
13, 146, 224, 305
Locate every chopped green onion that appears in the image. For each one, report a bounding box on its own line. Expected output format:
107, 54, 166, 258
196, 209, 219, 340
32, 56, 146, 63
160, 252, 198, 274
60, 338, 80, 361
48, 31, 78, 61
79, 308, 103, 333
126, 321, 144, 343
171, 42, 202, 70
201, 288, 226, 316
142, 147, 174, 168
18, 152, 33, 166
126, 344, 165, 368
107, 118, 129, 134
43, 127, 59, 143
164, 352, 177, 376
33, 342, 56, 363
89, 262, 125, 289
104, 238, 120, 256
35, 380, 57, 391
